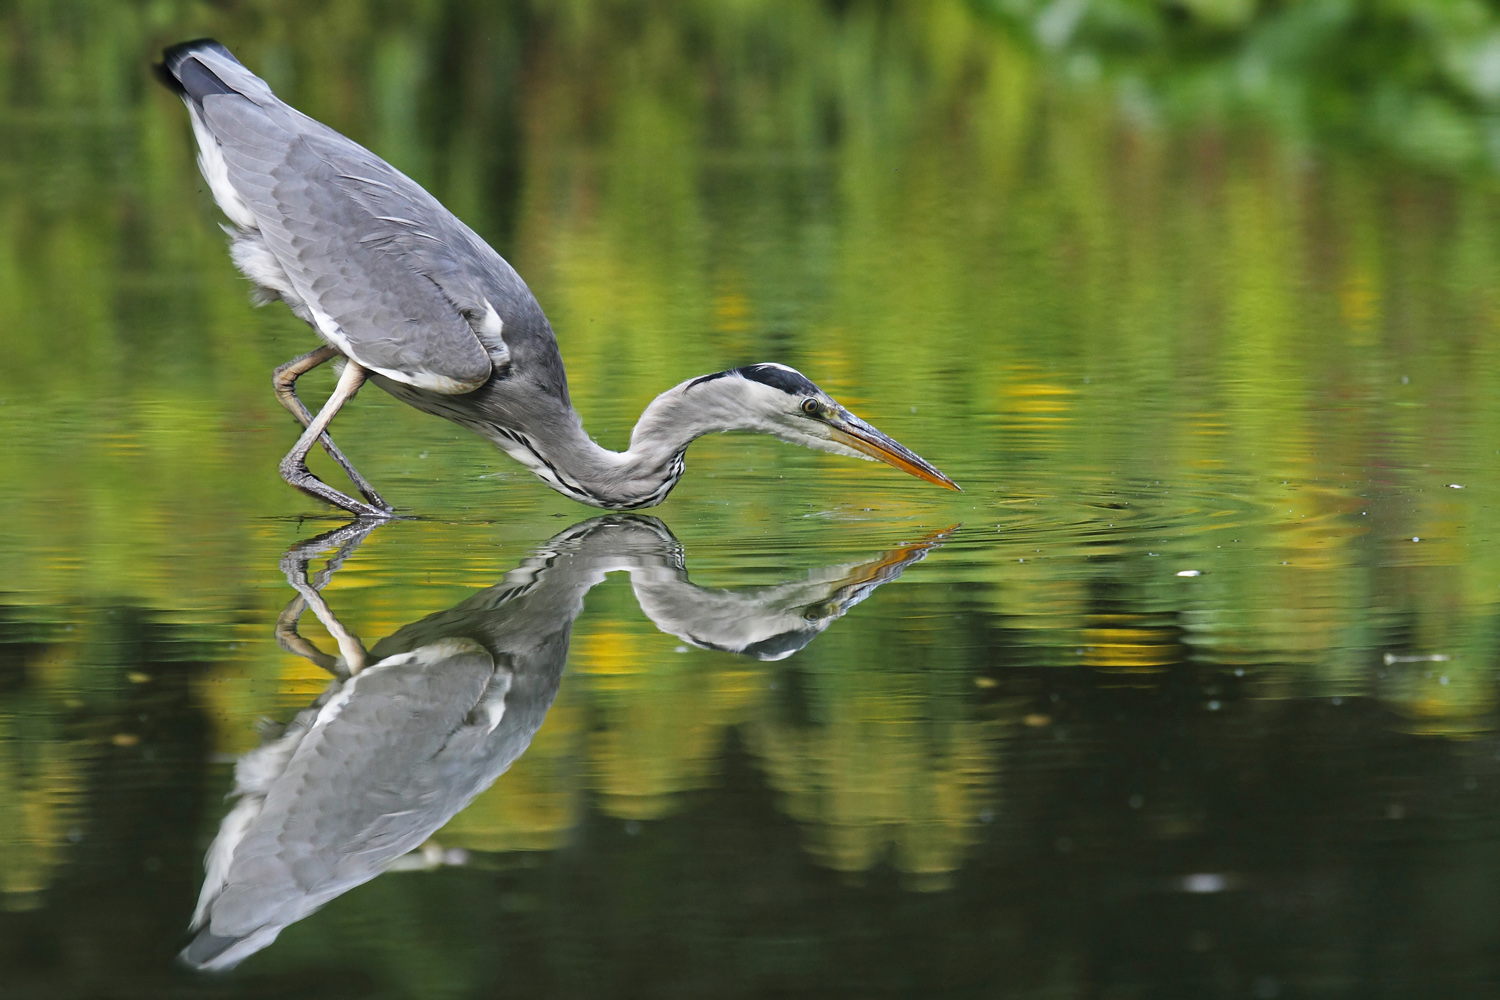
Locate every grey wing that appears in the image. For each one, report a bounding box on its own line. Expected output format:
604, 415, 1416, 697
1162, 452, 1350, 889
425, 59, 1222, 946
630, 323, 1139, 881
203, 95, 502, 391
165, 42, 574, 397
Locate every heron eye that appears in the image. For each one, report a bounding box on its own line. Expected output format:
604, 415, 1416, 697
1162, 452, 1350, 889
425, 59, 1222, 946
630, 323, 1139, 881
801, 398, 821, 416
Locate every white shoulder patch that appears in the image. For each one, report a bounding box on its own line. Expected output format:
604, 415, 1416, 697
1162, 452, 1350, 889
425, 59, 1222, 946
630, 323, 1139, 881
476, 299, 511, 367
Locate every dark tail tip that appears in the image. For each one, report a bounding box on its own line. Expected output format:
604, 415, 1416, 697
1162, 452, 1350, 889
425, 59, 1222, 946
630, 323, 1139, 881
161, 38, 232, 68
153, 38, 236, 100
179, 929, 241, 970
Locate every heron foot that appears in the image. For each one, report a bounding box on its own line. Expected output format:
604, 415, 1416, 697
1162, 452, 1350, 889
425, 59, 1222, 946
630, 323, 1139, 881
276, 358, 395, 518
279, 457, 393, 519
273, 347, 393, 511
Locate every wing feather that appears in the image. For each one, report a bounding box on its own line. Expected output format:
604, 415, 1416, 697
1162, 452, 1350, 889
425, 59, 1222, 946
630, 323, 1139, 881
197, 91, 500, 392
162, 41, 574, 399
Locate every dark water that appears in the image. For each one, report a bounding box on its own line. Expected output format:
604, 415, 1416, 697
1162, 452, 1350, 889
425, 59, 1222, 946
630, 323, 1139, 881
6, 2, 1500, 997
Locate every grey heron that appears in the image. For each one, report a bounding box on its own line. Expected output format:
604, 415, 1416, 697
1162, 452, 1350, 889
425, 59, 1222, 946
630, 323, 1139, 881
155, 40, 960, 518
183, 515, 949, 969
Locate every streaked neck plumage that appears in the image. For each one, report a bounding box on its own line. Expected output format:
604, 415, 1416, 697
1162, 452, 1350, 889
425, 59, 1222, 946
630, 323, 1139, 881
477, 373, 776, 511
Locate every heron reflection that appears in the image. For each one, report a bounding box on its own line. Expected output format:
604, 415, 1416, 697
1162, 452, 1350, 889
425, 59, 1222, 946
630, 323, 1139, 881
184, 516, 950, 969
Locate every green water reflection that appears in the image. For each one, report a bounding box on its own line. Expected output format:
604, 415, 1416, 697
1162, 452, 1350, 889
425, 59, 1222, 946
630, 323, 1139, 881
4, 0, 1500, 996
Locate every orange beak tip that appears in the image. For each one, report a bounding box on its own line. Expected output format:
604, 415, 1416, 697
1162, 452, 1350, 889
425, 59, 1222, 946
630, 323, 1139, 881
830, 425, 961, 494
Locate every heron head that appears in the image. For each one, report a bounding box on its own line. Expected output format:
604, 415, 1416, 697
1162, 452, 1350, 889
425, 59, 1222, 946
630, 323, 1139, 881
726, 365, 960, 494
691, 363, 961, 491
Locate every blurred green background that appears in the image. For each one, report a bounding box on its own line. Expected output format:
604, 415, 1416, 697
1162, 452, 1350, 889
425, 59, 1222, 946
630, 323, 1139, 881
5, 1, 1500, 996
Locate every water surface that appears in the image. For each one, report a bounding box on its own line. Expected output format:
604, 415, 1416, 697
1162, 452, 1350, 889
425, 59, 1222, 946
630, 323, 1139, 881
4, 2, 1500, 997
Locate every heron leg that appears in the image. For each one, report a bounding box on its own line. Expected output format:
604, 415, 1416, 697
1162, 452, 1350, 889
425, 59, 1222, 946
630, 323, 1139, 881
273, 347, 392, 512
279, 360, 391, 519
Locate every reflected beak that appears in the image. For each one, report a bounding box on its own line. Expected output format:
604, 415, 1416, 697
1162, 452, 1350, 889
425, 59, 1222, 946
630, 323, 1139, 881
828, 412, 961, 492
838, 524, 962, 590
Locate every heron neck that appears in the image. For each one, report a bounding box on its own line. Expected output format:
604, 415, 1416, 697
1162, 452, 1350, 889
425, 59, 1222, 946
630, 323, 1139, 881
509, 376, 748, 510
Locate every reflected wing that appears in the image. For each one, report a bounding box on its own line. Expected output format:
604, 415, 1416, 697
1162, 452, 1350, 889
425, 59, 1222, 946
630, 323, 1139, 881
186, 641, 504, 969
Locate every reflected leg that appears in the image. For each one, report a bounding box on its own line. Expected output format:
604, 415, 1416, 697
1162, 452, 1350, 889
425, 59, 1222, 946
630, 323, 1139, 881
275, 518, 384, 676
274, 594, 343, 676
279, 360, 390, 520
273, 347, 392, 512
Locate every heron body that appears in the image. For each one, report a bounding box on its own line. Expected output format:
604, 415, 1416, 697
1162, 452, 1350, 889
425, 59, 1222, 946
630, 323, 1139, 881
156, 39, 958, 517
183, 515, 949, 969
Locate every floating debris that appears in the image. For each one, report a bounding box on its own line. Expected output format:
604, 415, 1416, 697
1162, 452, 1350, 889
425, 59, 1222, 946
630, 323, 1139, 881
1177, 873, 1236, 894
1176, 569, 1201, 577
1383, 653, 1451, 665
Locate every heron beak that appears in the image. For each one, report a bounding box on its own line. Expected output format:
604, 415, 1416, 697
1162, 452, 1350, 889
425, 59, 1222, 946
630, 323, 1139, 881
828, 412, 962, 491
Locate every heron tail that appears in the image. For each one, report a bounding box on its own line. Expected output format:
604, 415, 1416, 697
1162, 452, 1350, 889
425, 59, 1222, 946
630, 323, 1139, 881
179, 925, 285, 972
153, 39, 276, 107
